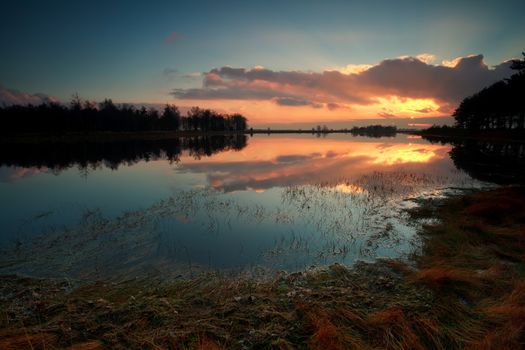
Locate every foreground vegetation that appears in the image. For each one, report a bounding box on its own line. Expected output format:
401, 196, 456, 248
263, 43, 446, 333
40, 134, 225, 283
1, 186, 524, 349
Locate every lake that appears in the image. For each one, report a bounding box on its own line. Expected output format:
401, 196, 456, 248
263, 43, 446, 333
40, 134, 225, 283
1, 133, 518, 281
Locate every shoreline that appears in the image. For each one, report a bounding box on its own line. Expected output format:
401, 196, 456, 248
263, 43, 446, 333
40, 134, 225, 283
1, 186, 524, 349
406, 129, 525, 143
2, 129, 524, 144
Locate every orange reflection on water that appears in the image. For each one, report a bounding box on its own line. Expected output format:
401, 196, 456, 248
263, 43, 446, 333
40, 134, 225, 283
333, 183, 366, 194
179, 135, 452, 192
367, 143, 439, 164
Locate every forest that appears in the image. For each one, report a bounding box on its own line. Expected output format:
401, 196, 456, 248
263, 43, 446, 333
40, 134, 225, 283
0, 97, 248, 134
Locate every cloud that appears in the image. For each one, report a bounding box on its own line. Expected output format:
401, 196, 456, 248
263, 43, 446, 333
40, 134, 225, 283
442, 56, 465, 68
415, 53, 436, 64
172, 86, 292, 100
163, 68, 178, 75
356, 55, 511, 106
171, 54, 514, 113
164, 32, 182, 44
182, 72, 202, 79
413, 107, 434, 113
0, 86, 58, 106
162, 68, 178, 81
275, 154, 320, 163
274, 97, 322, 108
378, 106, 398, 119
437, 104, 455, 114
330, 64, 373, 74
378, 112, 397, 119
326, 102, 348, 110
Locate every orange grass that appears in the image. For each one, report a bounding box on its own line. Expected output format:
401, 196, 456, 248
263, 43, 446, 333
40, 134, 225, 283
410, 186, 525, 349
1, 186, 525, 349
367, 307, 424, 350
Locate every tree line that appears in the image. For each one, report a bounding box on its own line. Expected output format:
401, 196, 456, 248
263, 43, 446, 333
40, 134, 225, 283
454, 52, 525, 130
0, 97, 248, 134
309, 124, 396, 137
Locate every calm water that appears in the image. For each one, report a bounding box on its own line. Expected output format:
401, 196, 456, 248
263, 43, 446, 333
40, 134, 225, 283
0, 134, 503, 280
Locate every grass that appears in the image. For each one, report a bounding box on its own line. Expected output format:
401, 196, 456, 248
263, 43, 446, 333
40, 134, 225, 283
1, 186, 525, 349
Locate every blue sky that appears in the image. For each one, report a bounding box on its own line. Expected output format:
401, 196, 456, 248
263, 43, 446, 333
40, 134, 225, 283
1, 0, 524, 123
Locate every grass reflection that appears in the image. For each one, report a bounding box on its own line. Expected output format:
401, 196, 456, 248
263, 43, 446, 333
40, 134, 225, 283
0, 170, 487, 281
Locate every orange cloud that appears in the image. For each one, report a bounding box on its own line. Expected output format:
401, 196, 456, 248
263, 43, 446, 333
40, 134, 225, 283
415, 53, 436, 64
329, 63, 373, 74
171, 54, 513, 122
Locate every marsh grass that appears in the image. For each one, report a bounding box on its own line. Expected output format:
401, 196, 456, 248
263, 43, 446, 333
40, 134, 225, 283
3, 170, 474, 280
0, 260, 435, 350
2, 186, 524, 349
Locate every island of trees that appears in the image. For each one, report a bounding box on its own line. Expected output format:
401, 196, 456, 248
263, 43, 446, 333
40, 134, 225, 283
348, 125, 397, 137
0, 97, 248, 134
308, 124, 396, 137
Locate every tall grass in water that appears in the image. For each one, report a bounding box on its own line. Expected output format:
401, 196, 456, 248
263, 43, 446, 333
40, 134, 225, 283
2, 185, 525, 350
0, 170, 484, 280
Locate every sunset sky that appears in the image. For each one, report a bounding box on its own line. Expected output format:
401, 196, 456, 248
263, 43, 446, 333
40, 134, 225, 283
1, 0, 524, 126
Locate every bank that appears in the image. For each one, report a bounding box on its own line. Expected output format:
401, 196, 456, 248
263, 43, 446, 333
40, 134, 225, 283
1, 186, 524, 349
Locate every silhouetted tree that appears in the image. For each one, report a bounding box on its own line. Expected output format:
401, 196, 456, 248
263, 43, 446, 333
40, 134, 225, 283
181, 107, 248, 132
160, 105, 181, 131
453, 51, 525, 130
511, 52, 525, 74
0, 98, 248, 134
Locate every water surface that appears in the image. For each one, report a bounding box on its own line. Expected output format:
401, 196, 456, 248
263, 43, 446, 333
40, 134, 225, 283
0, 134, 494, 280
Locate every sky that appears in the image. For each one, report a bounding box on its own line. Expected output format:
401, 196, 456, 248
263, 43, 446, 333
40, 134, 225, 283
1, 0, 524, 126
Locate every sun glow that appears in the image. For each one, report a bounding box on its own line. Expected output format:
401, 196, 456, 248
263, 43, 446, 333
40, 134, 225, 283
178, 136, 450, 191
173, 96, 447, 126
329, 64, 373, 75
370, 144, 437, 165
375, 97, 440, 115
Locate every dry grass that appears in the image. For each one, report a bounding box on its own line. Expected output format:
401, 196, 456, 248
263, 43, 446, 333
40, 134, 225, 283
366, 307, 425, 350
410, 186, 525, 349
1, 186, 525, 349
0, 331, 56, 350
